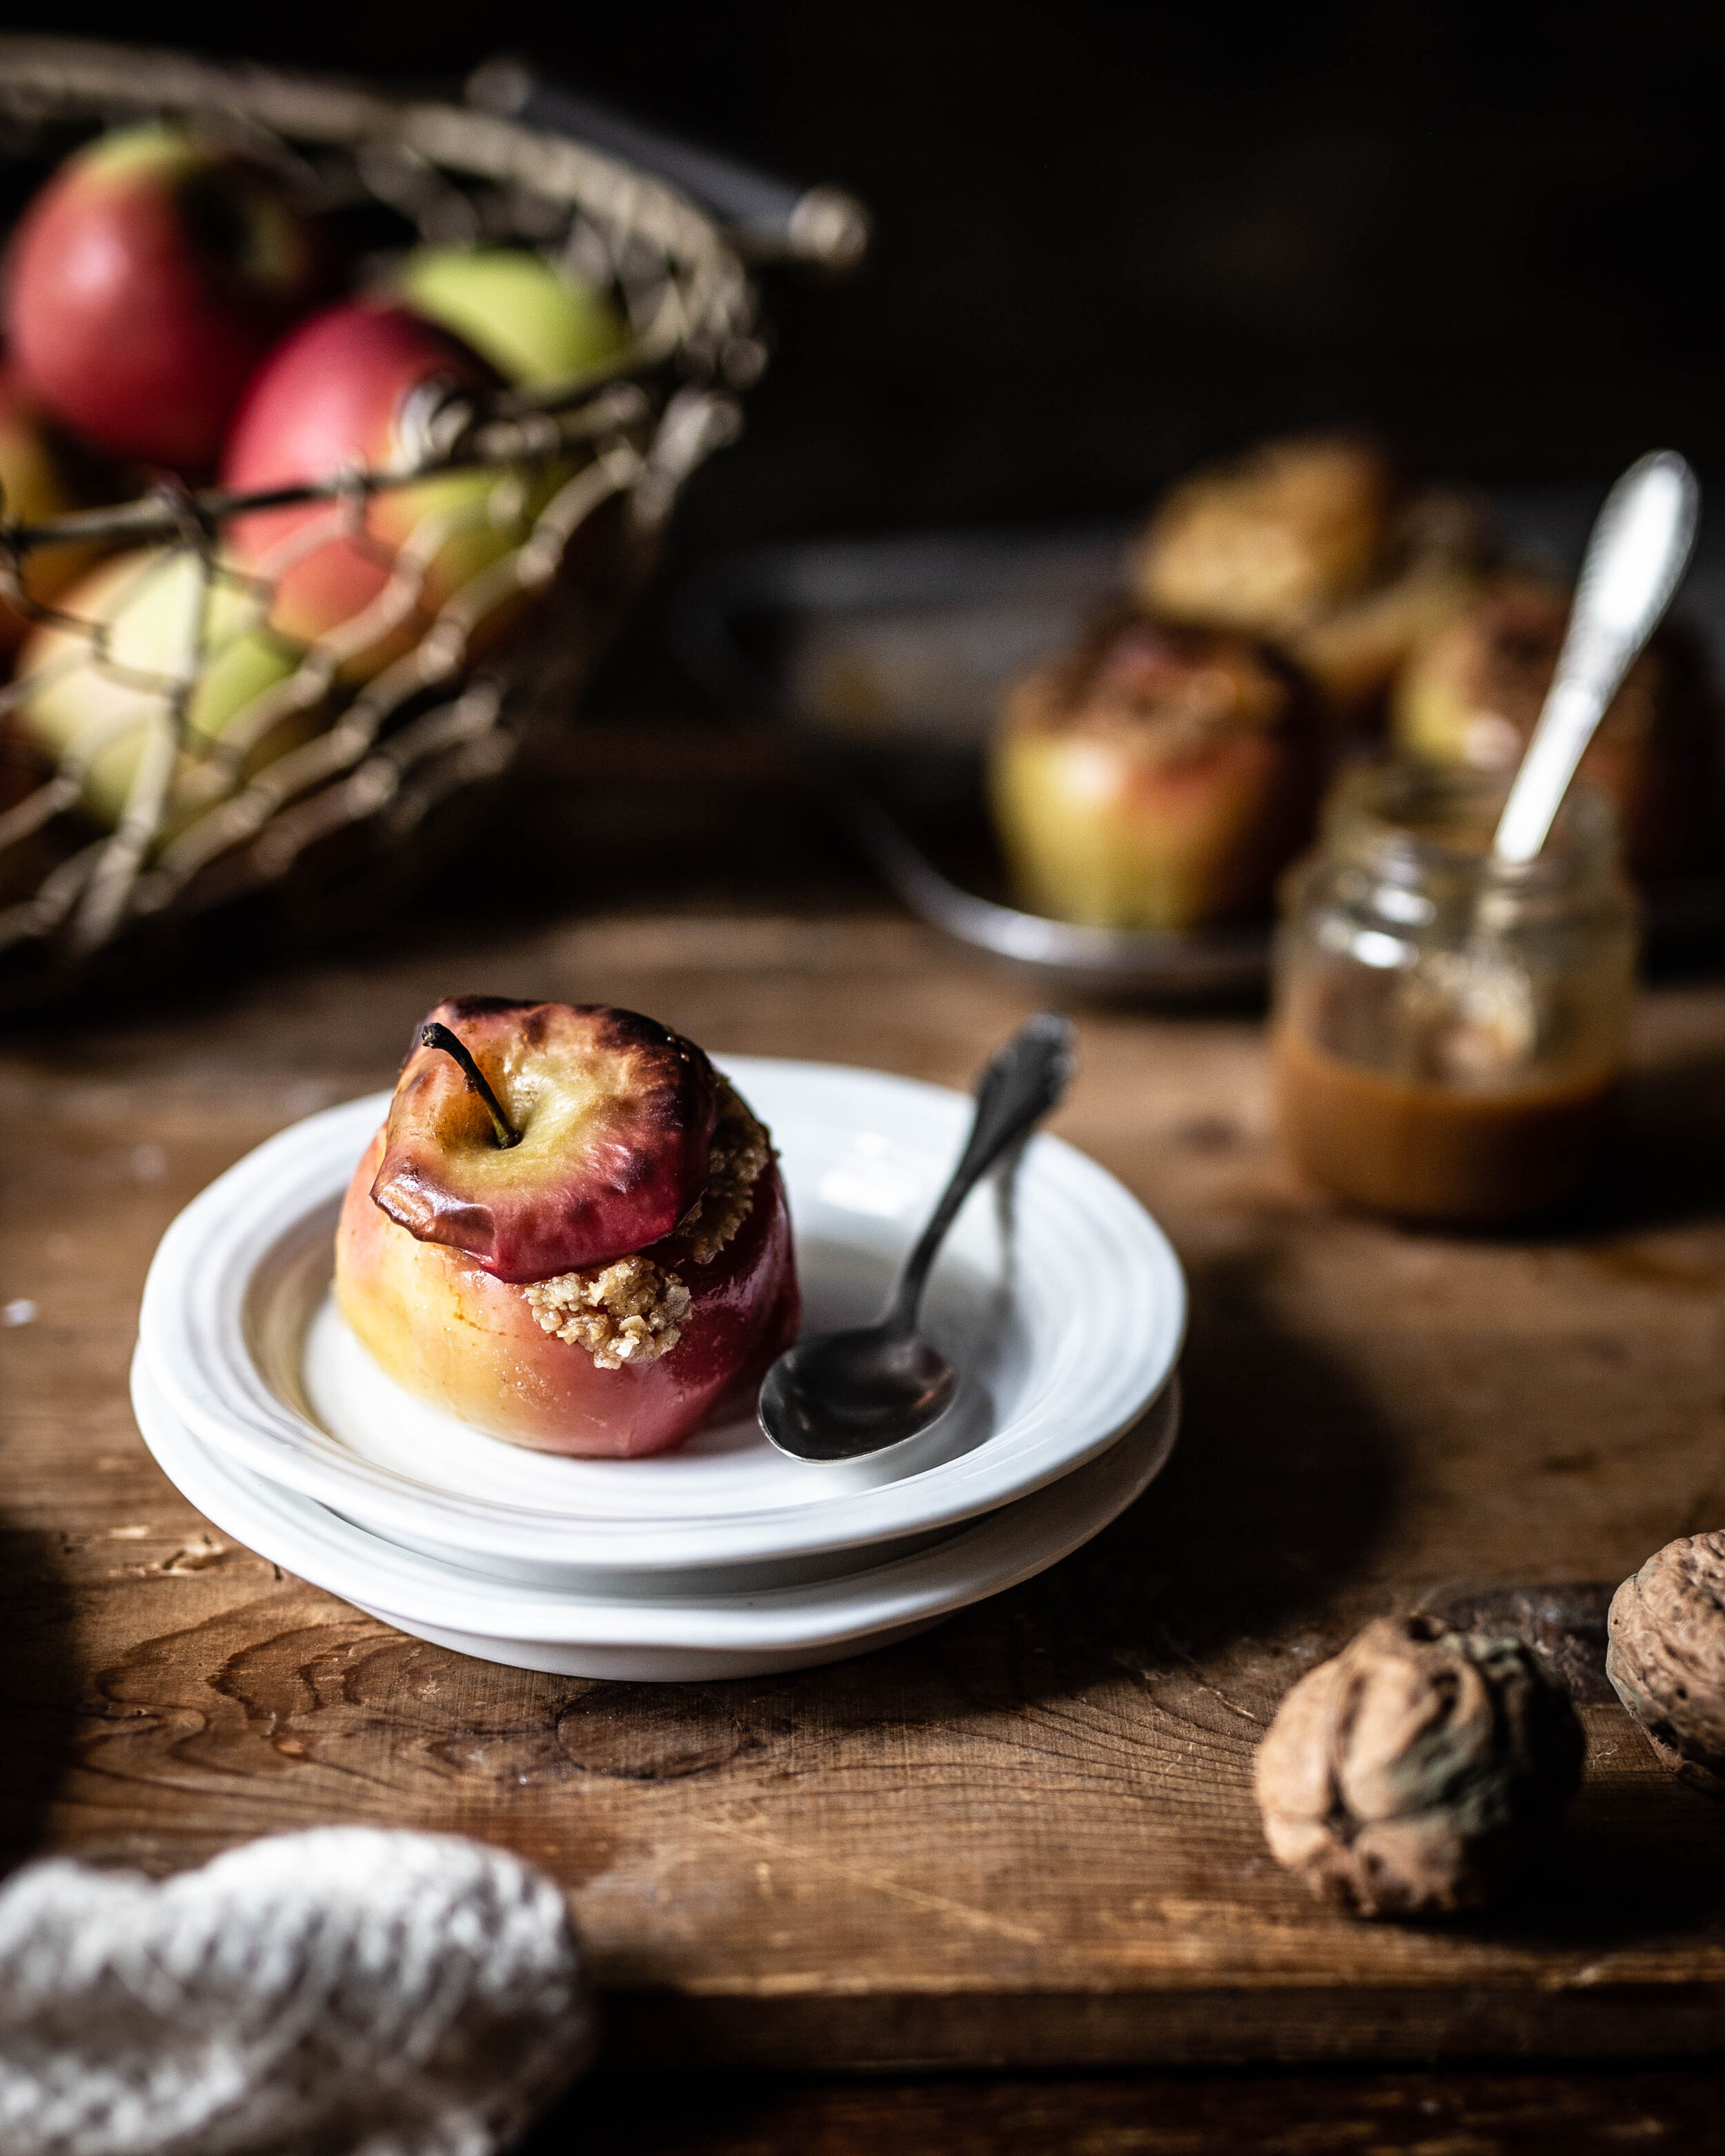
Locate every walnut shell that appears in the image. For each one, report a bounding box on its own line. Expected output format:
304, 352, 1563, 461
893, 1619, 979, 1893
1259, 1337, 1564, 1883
1606, 1532, 1725, 1795
1254, 1614, 1584, 1917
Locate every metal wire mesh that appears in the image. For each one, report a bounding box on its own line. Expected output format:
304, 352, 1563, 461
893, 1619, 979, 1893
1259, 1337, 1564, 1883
0, 36, 760, 1002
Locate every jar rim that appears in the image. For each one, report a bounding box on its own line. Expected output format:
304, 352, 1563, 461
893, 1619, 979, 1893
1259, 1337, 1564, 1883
1322, 754, 1620, 890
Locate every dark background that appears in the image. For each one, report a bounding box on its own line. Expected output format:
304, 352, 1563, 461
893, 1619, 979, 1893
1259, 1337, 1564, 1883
11, 2, 1725, 565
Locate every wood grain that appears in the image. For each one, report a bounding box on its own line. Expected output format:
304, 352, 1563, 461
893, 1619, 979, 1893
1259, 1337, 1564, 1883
6, 761, 1725, 2068
521, 2064, 1725, 2156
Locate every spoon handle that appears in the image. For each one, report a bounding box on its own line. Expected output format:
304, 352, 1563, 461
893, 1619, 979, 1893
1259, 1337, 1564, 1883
1492, 450, 1699, 866
886, 1011, 1076, 1332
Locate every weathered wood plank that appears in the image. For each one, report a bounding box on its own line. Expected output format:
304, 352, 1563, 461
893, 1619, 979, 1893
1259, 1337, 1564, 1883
519, 2064, 1725, 2155
5, 884, 1725, 2066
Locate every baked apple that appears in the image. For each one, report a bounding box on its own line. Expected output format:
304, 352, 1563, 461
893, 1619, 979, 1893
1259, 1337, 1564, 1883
1131, 435, 1485, 729
334, 998, 800, 1456
1134, 435, 1394, 638
1391, 575, 1717, 880
988, 608, 1322, 931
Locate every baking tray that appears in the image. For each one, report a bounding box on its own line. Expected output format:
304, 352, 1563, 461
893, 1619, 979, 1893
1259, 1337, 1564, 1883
668, 495, 1725, 996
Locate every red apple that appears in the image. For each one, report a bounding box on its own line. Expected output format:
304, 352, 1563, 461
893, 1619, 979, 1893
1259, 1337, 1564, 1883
5, 123, 322, 477
334, 999, 800, 1456
371, 996, 721, 1283
223, 301, 553, 678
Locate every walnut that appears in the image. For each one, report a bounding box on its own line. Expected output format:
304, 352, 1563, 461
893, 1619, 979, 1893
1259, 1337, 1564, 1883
1606, 1532, 1725, 1795
1254, 1614, 1584, 1917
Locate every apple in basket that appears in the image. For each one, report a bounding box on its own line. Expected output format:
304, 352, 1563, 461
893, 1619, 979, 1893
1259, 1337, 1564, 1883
391, 246, 629, 388
0, 370, 108, 657
222, 301, 566, 680
334, 998, 800, 1456
13, 547, 315, 831
4, 123, 323, 478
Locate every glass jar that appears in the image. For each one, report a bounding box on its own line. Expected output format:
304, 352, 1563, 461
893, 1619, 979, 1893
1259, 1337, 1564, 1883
1272, 758, 1639, 1225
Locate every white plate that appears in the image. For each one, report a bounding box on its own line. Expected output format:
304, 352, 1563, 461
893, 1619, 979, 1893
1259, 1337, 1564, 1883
137, 1058, 1185, 1583
132, 1355, 1181, 1680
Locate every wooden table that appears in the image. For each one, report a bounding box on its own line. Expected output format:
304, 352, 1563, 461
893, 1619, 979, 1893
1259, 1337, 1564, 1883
4, 729, 1725, 2144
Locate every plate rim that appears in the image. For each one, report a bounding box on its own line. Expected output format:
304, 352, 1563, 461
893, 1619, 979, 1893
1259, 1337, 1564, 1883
132, 1351, 1182, 1653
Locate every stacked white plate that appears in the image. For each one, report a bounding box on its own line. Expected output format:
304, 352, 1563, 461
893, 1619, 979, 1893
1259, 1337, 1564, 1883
133, 1058, 1186, 1679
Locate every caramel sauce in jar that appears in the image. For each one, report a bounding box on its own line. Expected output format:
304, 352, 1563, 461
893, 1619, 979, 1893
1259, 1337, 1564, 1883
1272, 760, 1638, 1225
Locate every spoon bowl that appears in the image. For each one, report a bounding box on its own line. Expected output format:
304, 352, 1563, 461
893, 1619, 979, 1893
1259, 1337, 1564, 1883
757, 1326, 958, 1463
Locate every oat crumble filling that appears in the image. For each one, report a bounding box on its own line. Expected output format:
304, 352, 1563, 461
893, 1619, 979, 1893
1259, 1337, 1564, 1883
522, 1084, 771, 1369
675, 1082, 771, 1263
525, 1256, 693, 1371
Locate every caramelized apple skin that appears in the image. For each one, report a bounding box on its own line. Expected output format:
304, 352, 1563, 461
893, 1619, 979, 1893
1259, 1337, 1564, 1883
1130, 434, 1486, 732
335, 1127, 799, 1457
1133, 435, 1395, 638
374, 997, 720, 1284
989, 611, 1323, 931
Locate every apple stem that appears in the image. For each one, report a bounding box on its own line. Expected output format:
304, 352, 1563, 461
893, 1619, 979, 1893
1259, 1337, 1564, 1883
420, 1022, 522, 1149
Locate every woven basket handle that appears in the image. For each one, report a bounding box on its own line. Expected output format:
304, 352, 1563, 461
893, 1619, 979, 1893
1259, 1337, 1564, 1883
466, 55, 870, 273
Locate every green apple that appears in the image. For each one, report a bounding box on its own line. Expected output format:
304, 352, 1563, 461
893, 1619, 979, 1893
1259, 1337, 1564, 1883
16, 547, 312, 830
393, 246, 629, 388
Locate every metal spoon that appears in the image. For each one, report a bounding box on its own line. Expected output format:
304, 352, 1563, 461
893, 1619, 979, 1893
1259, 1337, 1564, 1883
758, 1011, 1076, 1461
1492, 449, 1699, 867
1396, 451, 1700, 1080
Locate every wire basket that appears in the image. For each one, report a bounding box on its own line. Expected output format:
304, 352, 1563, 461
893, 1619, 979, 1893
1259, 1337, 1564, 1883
0, 35, 766, 1007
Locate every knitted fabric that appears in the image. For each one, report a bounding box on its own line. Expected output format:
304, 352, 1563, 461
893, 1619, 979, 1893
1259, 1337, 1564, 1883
0, 1828, 590, 2156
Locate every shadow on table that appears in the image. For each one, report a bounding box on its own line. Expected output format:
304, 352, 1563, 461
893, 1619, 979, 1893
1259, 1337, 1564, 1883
518, 2058, 1725, 2156
542, 1243, 1399, 1777
1477, 1765, 1725, 1949
754, 1242, 1399, 1728
515, 2053, 1725, 2156
0, 1516, 81, 1876
972, 1240, 1399, 1679
1535, 1042, 1725, 1243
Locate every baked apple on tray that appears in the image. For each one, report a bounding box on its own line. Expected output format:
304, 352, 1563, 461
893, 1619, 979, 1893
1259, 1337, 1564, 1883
334, 997, 800, 1458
